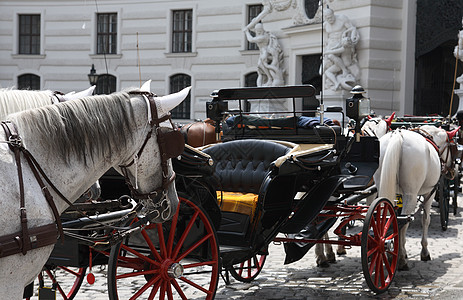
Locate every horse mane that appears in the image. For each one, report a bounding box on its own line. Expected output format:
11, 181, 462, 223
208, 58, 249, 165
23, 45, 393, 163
0, 89, 53, 120
8, 92, 136, 166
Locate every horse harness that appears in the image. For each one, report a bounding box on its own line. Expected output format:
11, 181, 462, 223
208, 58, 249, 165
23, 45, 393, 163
119, 91, 184, 202
0, 91, 184, 258
410, 127, 457, 177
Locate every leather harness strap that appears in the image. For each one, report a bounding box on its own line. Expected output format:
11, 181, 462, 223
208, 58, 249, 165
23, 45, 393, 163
1, 121, 62, 256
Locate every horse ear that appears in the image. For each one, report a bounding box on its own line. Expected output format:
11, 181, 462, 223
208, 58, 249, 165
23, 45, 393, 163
63, 86, 95, 101
447, 126, 460, 140
367, 115, 372, 120
385, 112, 395, 127
156, 86, 192, 112
140, 80, 151, 92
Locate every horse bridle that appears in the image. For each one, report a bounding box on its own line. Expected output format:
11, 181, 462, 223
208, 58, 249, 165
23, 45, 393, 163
118, 91, 184, 203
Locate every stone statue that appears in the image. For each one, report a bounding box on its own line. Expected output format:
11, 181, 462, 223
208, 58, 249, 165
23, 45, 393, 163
245, 22, 285, 87
454, 18, 463, 88
245, 0, 297, 31
320, 6, 360, 91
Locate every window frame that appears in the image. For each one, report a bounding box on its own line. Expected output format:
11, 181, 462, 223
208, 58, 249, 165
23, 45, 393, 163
17, 73, 40, 90
18, 13, 41, 55
171, 9, 193, 53
96, 12, 118, 55
246, 4, 263, 51
95, 74, 117, 95
169, 74, 191, 119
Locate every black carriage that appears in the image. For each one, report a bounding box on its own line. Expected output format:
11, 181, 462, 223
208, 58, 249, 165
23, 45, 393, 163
27, 85, 400, 299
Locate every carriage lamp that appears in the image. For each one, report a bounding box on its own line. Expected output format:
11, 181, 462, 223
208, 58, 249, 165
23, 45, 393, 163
346, 85, 371, 141
87, 64, 99, 86
206, 90, 228, 123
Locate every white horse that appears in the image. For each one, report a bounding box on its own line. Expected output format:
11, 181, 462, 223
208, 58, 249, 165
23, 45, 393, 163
0, 86, 190, 299
374, 126, 457, 270
315, 113, 395, 267
361, 112, 395, 138
0, 86, 100, 200
0, 86, 95, 120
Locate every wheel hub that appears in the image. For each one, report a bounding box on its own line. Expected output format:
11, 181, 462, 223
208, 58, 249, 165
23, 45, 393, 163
167, 263, 184, 278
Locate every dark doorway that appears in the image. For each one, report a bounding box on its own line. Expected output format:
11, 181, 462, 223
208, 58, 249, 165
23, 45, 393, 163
414, 0, 463, 116
301, 54, 322, 115
415, 41, 460, 116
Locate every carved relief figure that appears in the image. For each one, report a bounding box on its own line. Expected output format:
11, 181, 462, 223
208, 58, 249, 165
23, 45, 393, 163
321, 7, 360, 91
245, 22, 285, 87
245, 0, 297, 31
454, 18, 463, 88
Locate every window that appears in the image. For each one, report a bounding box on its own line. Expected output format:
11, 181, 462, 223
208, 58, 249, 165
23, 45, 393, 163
170, 74, 191, 119
18, 74, 40, 90
172, 10, 192, 53
97, 13, 117, 54
243, 72, 258, 112
245, 72, 258, 87
246, 5, 263, 50
19, 14, 40, 54
95, 74, 116, 95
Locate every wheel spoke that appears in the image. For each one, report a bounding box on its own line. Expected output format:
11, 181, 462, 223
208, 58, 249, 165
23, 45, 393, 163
166, 281, 174, 300
171, 279, 189, 300
130, 275, 161, 300
141, 228, 163, 262
180, 276, 213, 295
177, 233, 213, 261
368, 249, 379, 275
121, 244, 160, 267
183, 259, 218, 269
247, 259, 253, 277
167, 202, 181, 257
374, 252, 382, 287
58, 266, 81, 277
157, 223, 168, 259
238, 262, 245, 276
382, 252, 393, 278
172, 210, 200, 259
379, 205, 388, 236
116, 269, 160, 280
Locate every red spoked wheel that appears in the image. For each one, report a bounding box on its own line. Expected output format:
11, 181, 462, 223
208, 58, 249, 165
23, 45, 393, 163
361, 197, 399, 294
26, 266, 86, 300
107, 197, 220, 299
228, 254, 267, 283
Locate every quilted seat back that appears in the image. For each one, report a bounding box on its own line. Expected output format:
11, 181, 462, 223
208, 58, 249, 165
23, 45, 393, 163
203, 140, 291, 194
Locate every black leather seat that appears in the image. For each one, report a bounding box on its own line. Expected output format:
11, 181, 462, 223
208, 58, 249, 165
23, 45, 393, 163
202, 140, 292, 194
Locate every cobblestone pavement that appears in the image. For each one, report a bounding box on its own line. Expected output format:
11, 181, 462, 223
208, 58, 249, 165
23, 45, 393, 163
28, 197, 463, 300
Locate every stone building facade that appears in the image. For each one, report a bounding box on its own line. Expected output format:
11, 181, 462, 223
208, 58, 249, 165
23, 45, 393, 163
0, 0, 462, 121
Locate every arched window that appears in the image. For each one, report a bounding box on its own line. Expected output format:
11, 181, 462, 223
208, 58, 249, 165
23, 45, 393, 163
95, 74, 116, 95
170, 74, 191, 119
18, 73, 40, 90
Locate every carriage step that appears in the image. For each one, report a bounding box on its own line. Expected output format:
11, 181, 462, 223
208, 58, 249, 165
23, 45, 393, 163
219, 245, 251, 255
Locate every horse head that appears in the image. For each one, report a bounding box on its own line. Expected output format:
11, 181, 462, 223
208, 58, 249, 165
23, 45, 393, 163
116, 87, 191, 222
361, 112, 395, 138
